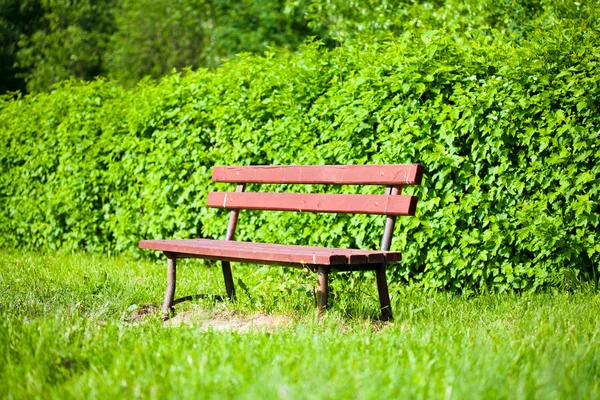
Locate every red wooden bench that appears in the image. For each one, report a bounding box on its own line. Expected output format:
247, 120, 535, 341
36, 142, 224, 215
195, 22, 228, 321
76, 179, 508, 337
139, 164, 424, 321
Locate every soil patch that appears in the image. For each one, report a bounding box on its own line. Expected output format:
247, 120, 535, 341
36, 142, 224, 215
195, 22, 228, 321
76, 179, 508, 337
123, 303, 159, 324
164, 309, 291, 332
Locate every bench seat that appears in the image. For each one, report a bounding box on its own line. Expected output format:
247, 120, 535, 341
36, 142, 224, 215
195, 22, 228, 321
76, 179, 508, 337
140, 239, 402, 267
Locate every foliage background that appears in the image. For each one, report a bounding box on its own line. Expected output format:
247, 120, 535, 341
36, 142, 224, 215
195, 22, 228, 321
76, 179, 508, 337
0, 0, 318, 93
1, 0, 587, 93
0, 0, 598, 292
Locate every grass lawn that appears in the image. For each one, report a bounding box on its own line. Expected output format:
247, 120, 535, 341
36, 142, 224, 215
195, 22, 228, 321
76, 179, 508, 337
0, 249, 598, 399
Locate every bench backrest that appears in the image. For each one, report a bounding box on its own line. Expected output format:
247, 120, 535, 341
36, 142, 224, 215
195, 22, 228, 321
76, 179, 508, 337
207, 164, 424, 250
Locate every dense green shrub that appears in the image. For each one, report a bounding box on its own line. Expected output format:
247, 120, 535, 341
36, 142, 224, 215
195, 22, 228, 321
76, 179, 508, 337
303, 0, 545, 43
0, 0, 42, 93
105, 0, 316, 86
15, 0, 116, 93
0, 0, 318, 93
1, 3, 598, 292
1, 0, 590, 93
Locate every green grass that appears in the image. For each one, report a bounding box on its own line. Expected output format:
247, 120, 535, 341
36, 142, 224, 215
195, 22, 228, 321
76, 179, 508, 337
0, 249, 598, 399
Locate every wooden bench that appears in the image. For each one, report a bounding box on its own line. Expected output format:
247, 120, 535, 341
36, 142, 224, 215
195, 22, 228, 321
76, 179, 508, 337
139, 164, 424, 321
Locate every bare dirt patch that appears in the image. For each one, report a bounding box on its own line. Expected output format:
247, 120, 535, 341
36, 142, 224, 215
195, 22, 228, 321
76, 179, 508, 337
123, 303, 159, 324
164, 309, 292, 332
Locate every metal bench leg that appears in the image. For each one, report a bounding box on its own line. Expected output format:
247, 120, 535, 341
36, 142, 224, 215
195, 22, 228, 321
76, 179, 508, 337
161, 255, 176, 320
317, 266, 329, 317
375, 264, 393, 321
221, 261, 236, 299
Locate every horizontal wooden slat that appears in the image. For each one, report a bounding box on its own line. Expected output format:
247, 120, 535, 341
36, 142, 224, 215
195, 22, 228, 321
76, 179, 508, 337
201, 240, 368, 264
140, 239, 345, 265
212, 164, 424, 185
182, 239, 394, 263
207, 192, 418, 216
138, 239, 402, 266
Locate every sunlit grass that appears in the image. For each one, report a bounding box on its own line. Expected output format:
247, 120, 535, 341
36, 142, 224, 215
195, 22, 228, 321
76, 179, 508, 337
1, 249, 598, 399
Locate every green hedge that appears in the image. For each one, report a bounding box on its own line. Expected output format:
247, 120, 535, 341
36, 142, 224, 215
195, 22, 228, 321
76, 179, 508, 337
1, 13, 599, 291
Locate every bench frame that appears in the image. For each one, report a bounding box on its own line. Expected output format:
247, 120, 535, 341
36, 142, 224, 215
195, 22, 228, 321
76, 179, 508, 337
140, 164, 424, 321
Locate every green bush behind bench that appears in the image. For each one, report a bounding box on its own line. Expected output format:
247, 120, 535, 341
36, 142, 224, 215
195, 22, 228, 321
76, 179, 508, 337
1, 6, 598, 292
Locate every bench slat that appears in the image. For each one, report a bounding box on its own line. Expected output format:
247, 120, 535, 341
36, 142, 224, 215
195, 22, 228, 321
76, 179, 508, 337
207, 192, 418, 216
224, 242, 389, 263
138, 239, 402, 266
212, 164, 424, 185
182, 239, 393, 263
199, 239, 368, 264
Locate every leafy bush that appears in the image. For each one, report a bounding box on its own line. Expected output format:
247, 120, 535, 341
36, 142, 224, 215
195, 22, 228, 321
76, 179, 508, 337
106, 0, 315, 86
1, 0, 586, 93
0, 0, 318, 93
0, 0, 42, 93
1, 2, 598, 292
14, 0, 116, 93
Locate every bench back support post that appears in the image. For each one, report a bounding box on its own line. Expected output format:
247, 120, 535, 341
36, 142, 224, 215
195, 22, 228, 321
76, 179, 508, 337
225, 183, 246, 240
380, 185, 401, 251
221, 183, 246, 298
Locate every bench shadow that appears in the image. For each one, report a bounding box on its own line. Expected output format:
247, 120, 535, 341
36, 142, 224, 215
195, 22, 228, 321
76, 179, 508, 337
172, 294, 225, 305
